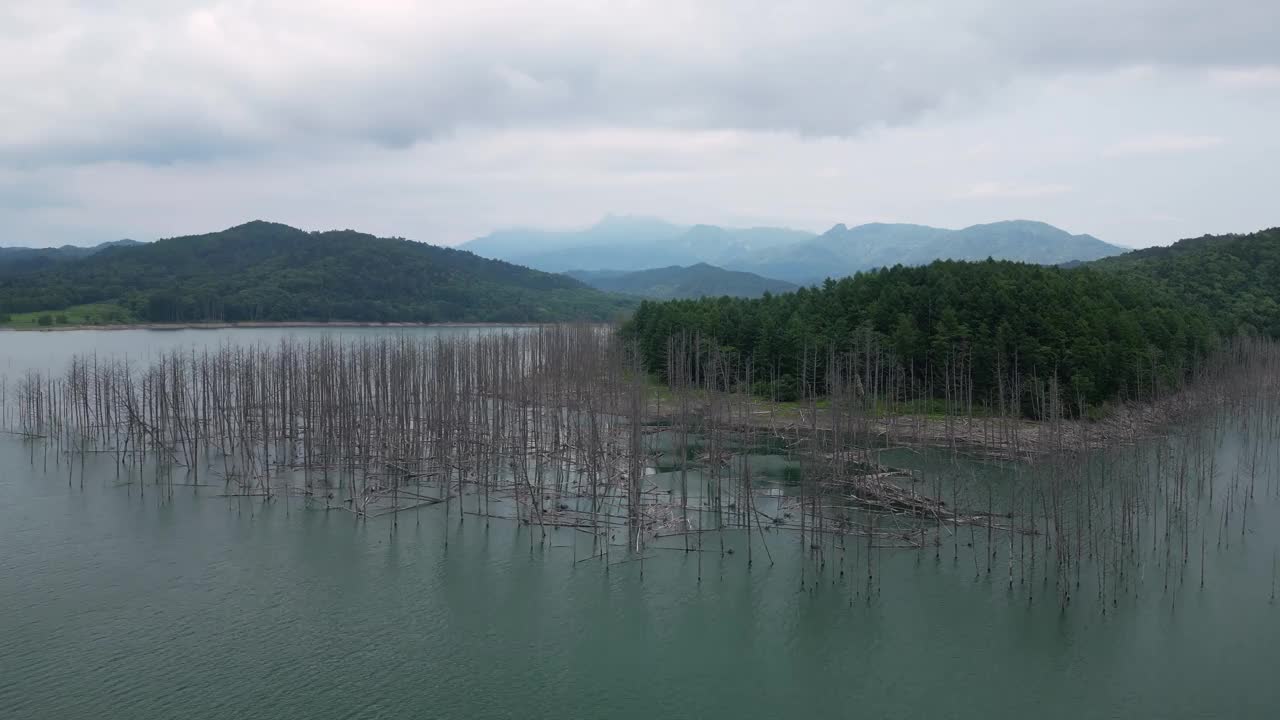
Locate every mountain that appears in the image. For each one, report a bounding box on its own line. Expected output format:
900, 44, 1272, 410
461, 217, 1122, 283
0, 222, 630, 324
568, 263, 799, 299
0, 239, 143, 277
737, 220, 1123, 283
461, 216, 816, 273
462, 215, 686, 259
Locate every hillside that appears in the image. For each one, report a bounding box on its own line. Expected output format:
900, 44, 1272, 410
1094, 227, 1280, 337
567, 263, 798, 299
624, 259, 1212, 409
0, 222, 630, 324
462, 216, 1122, 282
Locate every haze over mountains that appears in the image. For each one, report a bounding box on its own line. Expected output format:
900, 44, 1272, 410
3, 215, 1123, 292
568, 263, 798, 300
462, 216, 812, 279
0, 215, 1129, 314
461, 216, 1124, 284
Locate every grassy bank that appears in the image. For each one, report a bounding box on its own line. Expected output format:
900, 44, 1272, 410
0, 303, 136, 329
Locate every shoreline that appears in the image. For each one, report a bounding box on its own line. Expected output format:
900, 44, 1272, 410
645, 386, 1209, 460
0, 320, 563, 333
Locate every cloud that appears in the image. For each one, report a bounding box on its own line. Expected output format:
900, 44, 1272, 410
1105, 134, 1226, 156
0, 2, 976, 165
2, 1, 1278, 167
975, 1, 1280, 68
0, 170, 74, 211
1207, 66, 1280, 90
959, 182, 1074, 199
1, 2, 1278, 252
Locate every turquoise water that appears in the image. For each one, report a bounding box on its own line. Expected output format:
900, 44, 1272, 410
1, 329, 1278, 719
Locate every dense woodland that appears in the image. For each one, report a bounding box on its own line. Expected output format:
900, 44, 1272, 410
0, 222, 630, 323
1096, 227, 1280, 337
624, 228, 1280, 410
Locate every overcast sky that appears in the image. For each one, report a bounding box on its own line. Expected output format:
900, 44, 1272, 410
2, 1, 1278, 249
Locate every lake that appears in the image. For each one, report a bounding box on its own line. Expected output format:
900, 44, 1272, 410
1, 327, 1278, 719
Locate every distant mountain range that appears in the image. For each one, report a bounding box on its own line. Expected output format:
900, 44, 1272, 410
0, 239, 142, 276
568, 263, 798, 300
461, 216, 1123, 284
0, 222, 628, 323
0, 216, 1127, 325
462, 216, 813, 276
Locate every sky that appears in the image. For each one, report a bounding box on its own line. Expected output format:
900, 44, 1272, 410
2, 1, 1278, 249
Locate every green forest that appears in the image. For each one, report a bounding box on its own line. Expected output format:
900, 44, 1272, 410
0, 222, 631, 324
1095, 227, 1280, 336
623, 227, 1280, 410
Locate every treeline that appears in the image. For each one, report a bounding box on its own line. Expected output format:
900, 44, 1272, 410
624, 259, 1227, 411
0, 221, 631, 324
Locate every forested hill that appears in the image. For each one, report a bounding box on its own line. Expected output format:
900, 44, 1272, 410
567, 263, 798, 299
1095, 226, 1280, 337
0, 221, 631, 323
622, 227, 1280, 409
